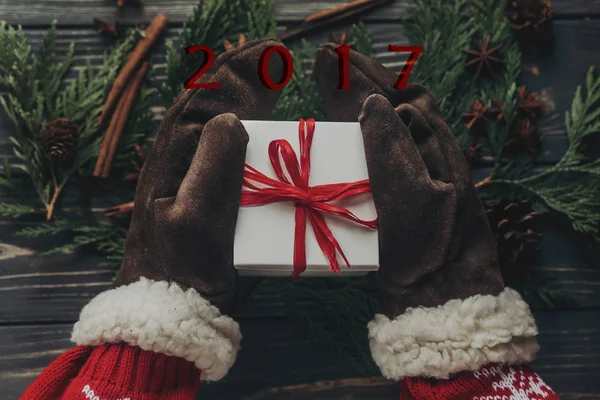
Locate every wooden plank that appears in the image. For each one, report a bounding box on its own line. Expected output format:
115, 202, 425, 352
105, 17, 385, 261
3, 20, 599, 166
0, 0, 599, 27
0, 311, 598, 399
1, 227, 599, 323
0, 0, 406, 26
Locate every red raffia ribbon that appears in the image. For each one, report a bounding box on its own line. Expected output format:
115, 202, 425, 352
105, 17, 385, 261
240, 118, 377, 279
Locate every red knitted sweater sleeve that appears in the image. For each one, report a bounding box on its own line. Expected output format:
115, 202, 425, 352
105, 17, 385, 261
21, 344, 201, 400
400, 364, 559, 400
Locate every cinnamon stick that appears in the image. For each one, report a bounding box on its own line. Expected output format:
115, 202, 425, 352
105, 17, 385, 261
94, 62, 151, 178
98, 13, 167, 126
104, 201, 135, 216
278, 0, 390, 42
305, 0, 378, 23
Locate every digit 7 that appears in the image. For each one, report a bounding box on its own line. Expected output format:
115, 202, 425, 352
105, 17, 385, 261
387, 45, 423, 89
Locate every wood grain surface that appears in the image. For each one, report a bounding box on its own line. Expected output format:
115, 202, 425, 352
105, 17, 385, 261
1, 0, 600, 399
0, 312, 598, 399
3, 20, 600, 167
0, 0, 599, 26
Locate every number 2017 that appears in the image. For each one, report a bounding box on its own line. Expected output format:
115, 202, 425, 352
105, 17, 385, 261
183, 45, 423, 91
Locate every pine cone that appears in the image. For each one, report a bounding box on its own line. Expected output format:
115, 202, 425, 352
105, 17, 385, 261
505, 0, 554, 54
40, 118, 80, 161
505, 0, 552, 32
485, 199, 541, 269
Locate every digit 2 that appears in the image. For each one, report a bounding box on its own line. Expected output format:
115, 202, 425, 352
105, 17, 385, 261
183, 45, 220, 89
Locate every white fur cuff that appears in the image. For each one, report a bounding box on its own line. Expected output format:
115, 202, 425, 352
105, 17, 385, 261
368, 288, 539, 380
71, 278, 241, 381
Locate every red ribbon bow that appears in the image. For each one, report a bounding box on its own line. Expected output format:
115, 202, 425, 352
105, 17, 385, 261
240, 118, 377, 278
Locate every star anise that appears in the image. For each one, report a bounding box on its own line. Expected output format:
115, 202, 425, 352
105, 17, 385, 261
93, 18, 118, 38
224, 34, 247, 52
329, 29, 351, 46
461, 35, 504, 78
507, 118, 541, 154
518, 85, 546, 120
463, 100, 489, 131
117, 0, 143, 6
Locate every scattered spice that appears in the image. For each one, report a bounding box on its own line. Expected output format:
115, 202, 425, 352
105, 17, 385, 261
463, 100, 490, 131
506, 118, 541, 155
518, 85, 546, 120
224, 34, 247, 52
329, 29, 350, 46
105, 201, 135, 217
93, 18, 118, 38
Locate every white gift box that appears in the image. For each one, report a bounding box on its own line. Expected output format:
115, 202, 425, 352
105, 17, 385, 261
234, 120, 379, 277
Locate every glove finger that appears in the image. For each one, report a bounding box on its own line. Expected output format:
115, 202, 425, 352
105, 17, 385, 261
395, 103, 451, 183
166, 113, 248, 298
359, 94, 431, 201
314, 43, 396, 122
141, 39, 285, 201
314, 43, 435, 122
418, 105, 472, 189
175, 113, 248, 213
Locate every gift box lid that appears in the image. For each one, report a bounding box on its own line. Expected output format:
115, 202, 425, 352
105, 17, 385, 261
234, 120, 379, 276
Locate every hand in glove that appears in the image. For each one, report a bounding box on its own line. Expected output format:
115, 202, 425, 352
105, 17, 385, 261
71, 39, 286, 382
314, 44, 539, 380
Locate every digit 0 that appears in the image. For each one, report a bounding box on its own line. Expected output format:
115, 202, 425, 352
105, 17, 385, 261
184, 45, 220, 89
258, 46, 294, 89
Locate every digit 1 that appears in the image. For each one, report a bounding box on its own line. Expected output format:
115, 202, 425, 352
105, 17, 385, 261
258, 46, 294, 89
335, 45, 351, 90
184, 45, 220, 89
387, 45, 424, 89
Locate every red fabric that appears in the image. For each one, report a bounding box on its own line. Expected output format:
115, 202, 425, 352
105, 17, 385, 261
400, 364, 559, 400
240, 118, 377, 278
21, 344, 201, 400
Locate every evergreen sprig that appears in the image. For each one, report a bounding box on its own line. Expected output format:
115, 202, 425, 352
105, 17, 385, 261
271, 40, 327, 121
0, 24, 142, 220
486, 67, 600, 239
159, 0, 277, 107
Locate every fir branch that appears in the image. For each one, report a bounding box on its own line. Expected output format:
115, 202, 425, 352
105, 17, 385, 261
348, 22, 375, 58
0, 202, 36, 218
15, 217, 76, 237
273, 277, 379, 376
0, 24, 141, 220
484, 67, 600, 239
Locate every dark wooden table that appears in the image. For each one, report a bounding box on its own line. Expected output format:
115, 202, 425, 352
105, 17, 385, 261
1, 1, 600, 399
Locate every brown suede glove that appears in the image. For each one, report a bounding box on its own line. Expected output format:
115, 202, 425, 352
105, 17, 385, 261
313, 44, 538, 380
314, 43, 504, 317
116, 39, 285, 313
71, 40, 286, 383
